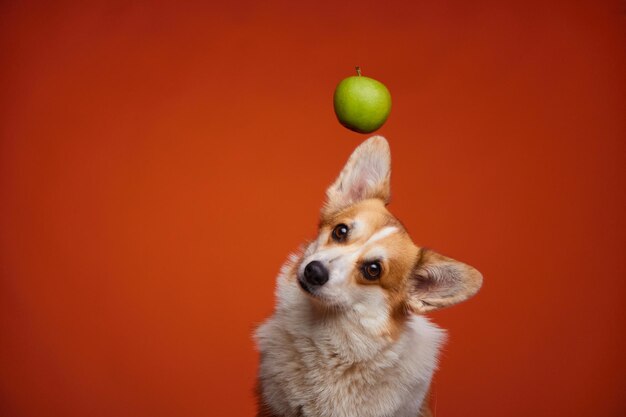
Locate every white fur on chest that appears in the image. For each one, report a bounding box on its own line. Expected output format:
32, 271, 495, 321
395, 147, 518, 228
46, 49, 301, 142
255, 272, 446, 417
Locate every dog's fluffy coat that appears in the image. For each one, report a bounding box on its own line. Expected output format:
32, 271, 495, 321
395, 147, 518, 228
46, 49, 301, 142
255, 137, 482, 417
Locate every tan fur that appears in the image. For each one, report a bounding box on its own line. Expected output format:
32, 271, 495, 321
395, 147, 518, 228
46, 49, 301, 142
318, 198, 419, 341
255, 136, 482, 417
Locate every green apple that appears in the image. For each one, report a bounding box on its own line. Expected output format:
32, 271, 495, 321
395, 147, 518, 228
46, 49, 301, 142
333, 67, 392, 133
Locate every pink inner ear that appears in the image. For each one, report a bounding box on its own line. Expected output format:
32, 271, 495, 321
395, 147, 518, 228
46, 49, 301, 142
350, 183, 367, 202
325, 136, 391, 211
345, 162, 385, 200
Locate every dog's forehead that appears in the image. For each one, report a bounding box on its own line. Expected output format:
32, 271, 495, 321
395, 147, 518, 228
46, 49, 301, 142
321, 199, 400, 230
320, 199, 414, 250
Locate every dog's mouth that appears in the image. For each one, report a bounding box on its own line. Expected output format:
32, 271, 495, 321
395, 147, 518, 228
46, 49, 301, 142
297, 278, 316, 296
297, 277, 346, 313
297, 277, 328, 303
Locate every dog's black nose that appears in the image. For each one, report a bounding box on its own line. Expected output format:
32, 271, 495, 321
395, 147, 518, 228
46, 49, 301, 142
303, 261, 329, 286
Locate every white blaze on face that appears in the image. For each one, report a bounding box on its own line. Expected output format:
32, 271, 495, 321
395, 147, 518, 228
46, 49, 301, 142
363, 226, 398, 246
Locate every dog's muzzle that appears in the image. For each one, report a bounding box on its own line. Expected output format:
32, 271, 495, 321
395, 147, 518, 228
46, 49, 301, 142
298, 260, 329, 293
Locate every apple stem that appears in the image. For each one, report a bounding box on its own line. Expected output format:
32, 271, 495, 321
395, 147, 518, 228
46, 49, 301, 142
356, 66, 361, 76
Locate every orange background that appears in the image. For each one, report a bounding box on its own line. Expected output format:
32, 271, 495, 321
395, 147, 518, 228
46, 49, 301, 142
1, 1, 625, 416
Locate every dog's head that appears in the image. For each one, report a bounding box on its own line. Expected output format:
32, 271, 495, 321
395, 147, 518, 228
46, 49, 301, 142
295, 136, 482, 331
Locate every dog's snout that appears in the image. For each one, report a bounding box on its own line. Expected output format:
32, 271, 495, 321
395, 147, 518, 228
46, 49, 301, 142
303, 261, 329, 286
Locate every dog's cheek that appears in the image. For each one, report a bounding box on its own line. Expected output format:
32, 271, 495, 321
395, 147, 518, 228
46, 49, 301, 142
303, 240, 318, 257
317, 274, 352, 304
352, 286, 390, 333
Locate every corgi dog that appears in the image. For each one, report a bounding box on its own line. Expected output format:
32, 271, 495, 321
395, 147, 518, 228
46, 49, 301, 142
255, 136, 482, 417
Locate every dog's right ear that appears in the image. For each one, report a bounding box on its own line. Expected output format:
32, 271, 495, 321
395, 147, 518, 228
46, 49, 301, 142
323, 136, 391, 215
407, 249, 483, 313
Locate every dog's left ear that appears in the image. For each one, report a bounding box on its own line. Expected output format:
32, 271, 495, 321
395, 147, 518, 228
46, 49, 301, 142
407, 249, 483, 313
324, 135, 391, 215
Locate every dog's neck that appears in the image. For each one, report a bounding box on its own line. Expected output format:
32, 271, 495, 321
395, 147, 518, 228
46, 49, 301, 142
305, 308, 403, 361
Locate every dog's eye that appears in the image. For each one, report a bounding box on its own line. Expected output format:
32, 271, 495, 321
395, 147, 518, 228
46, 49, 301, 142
332, 224, 349, 242
362, 261, 382, 280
